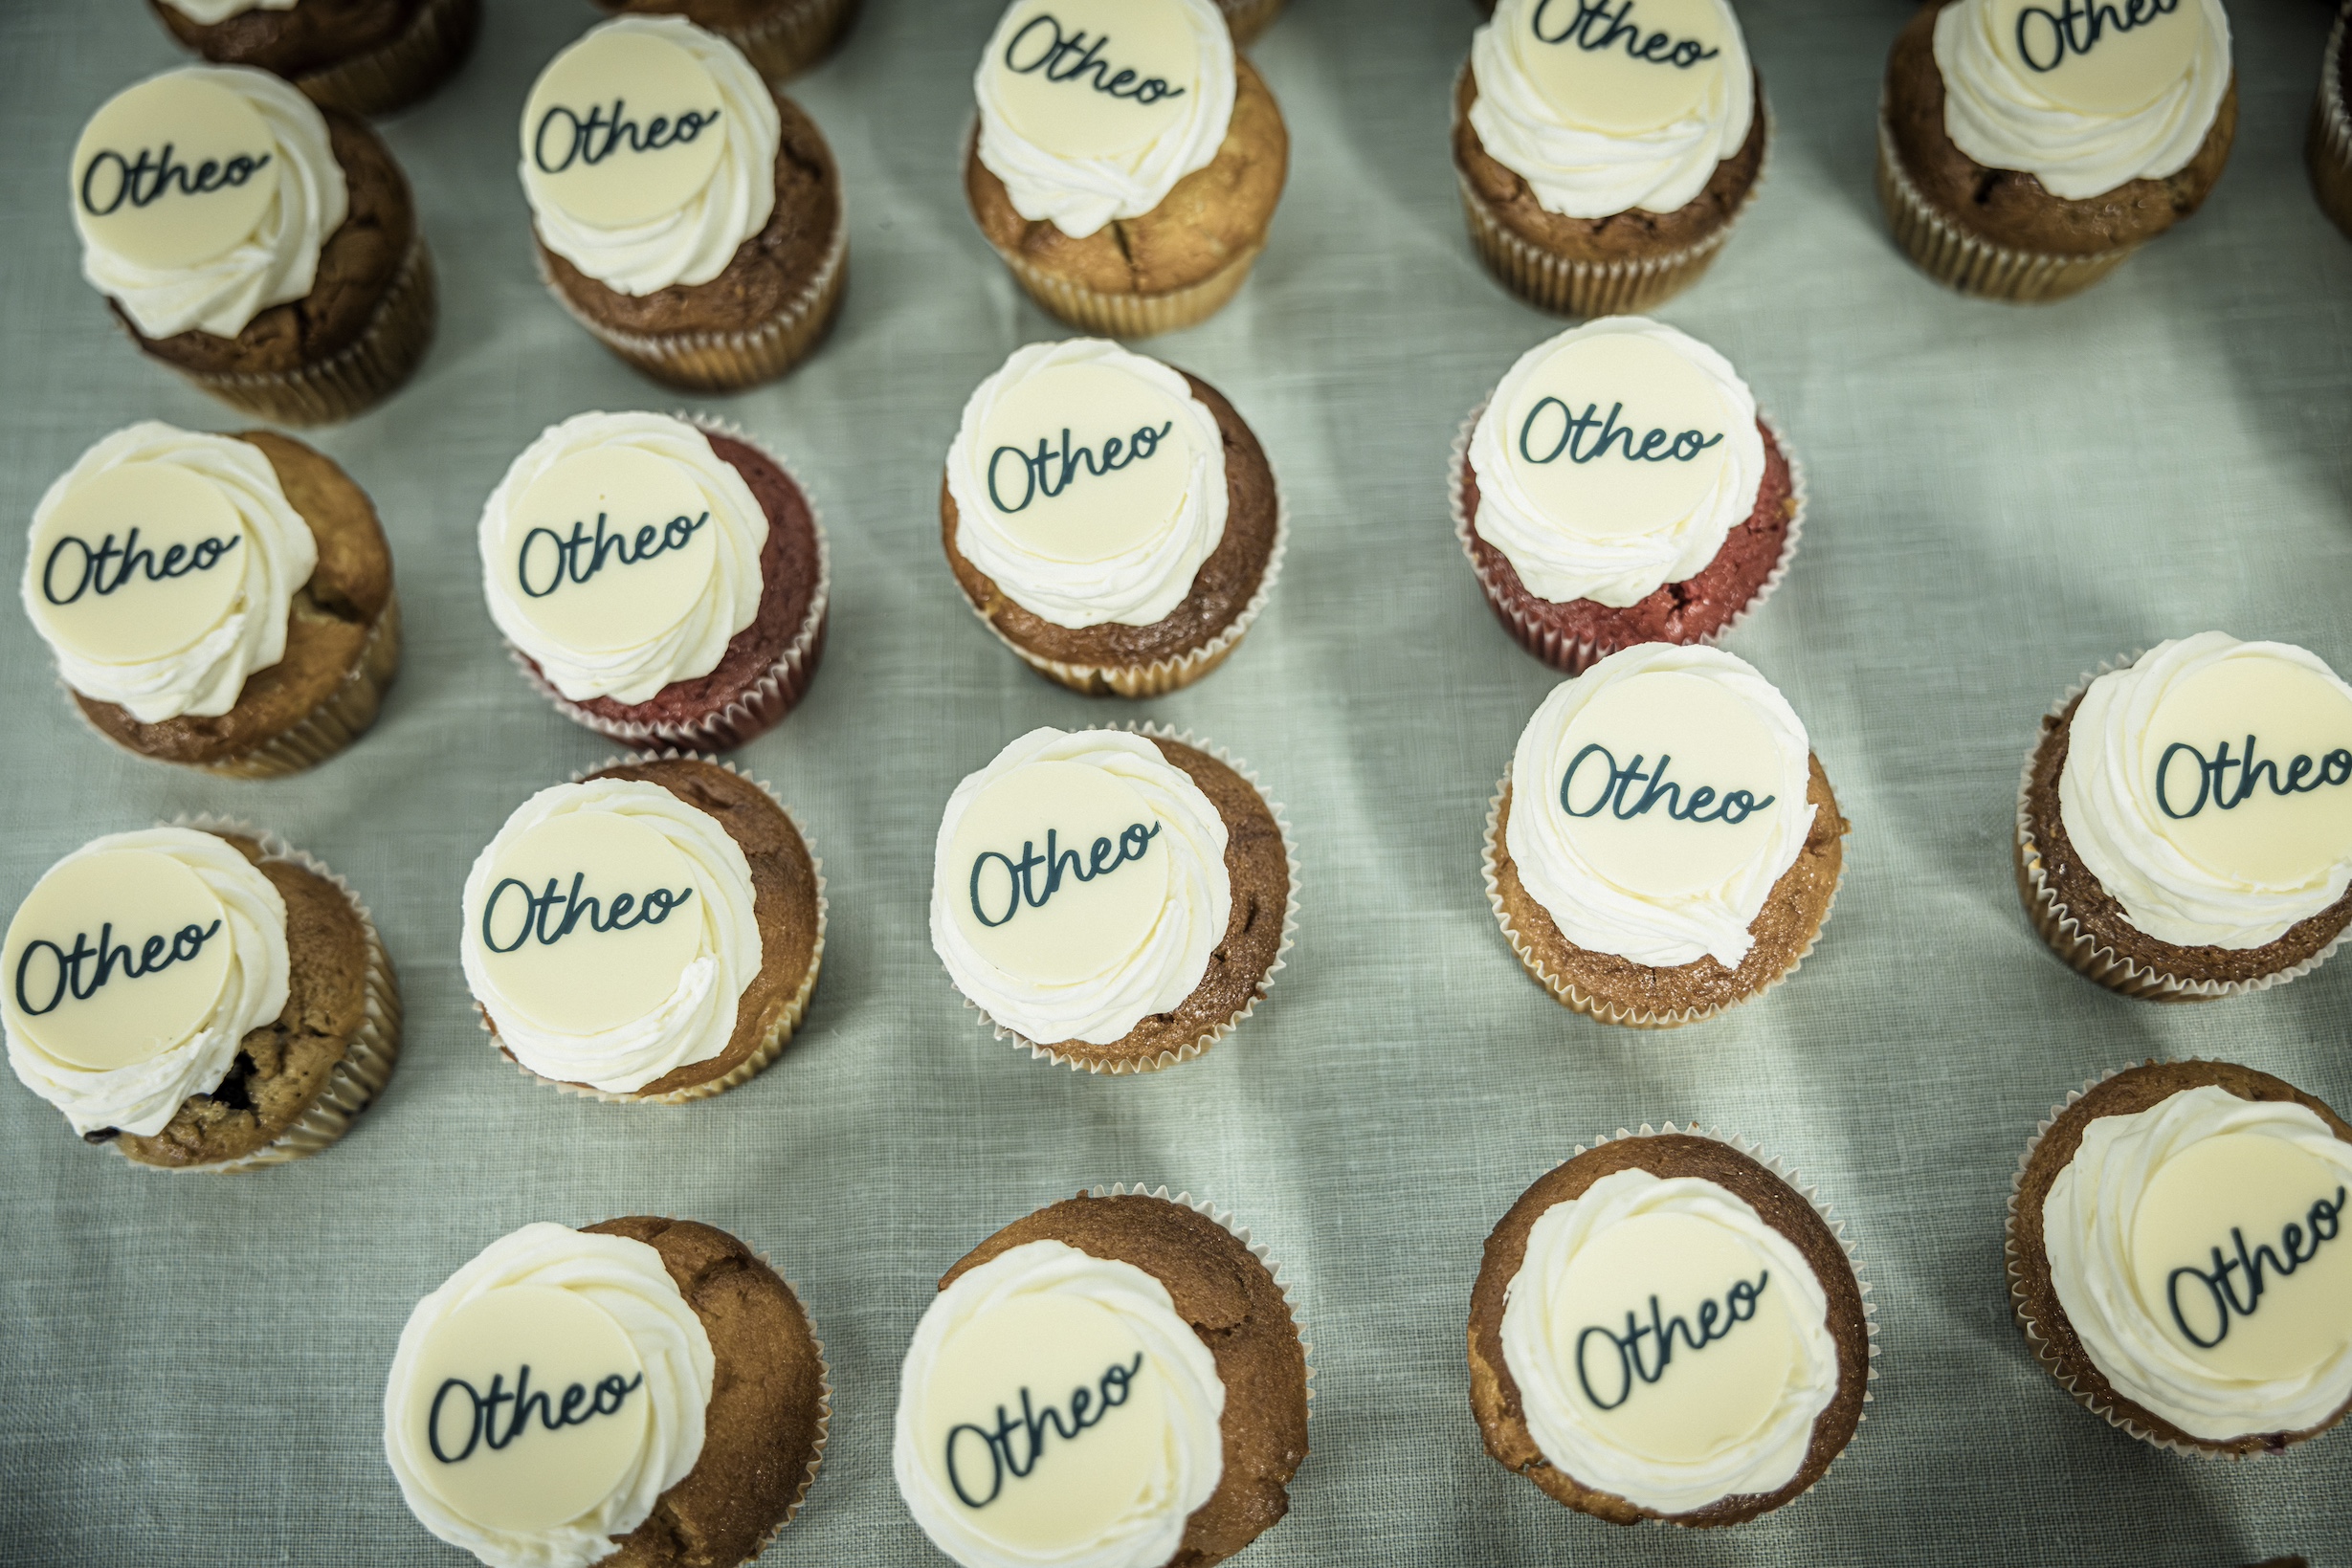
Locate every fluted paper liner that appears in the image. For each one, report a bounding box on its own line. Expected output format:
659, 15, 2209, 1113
958, 723, 1299, 1074
2310, 5, 2352, 243
1217, 0, 1287, 48
122, 816, 403, 1174
1450, 403, 1805, 674
751, 1243, 832, 1542
292, 0, 478, 119
2013, 656, 2345, 1001
707, 0, 858, 83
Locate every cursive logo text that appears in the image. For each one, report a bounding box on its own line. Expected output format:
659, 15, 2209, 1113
1532, 0, 1722, 69
1002, 15, 1187, 106
944, 1354, 1143, 1510
969, 823, 1161, 930
428, 1363, 645, 1464
2014, 0, 2181, 73
1575, 1272, 1770, 1410
2154, 736, 2352, 821
534, 99, 721, 176
13, 918, 224, 1018
516, 511, 709, 600
987, 422, 1177, 515
480, 873, 695, 955
1520, 399, 1723, 468
79, 144, 272, 218
41, 528, 240, 607
2166, 1187, 2346, 1350
1561, 744, 1776, 825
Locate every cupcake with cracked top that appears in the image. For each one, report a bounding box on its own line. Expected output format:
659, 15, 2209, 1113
150, 0, 481, 119
588, 0, 859, 83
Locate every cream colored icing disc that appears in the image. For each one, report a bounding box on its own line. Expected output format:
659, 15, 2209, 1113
523, 28, 730, 230
948, 761, 1171, 985
1517, 0, 1731, 135
1548, 1210, 1796, 1460
2143, 657, 2352, 889
73, 73, 281, 270
1986, 0, 2198, 116
406, 1285, 653, 1535
989, 0, 1202, 161
499, 446, 721, 655
472, 811, 704, 1036
27, 461, 247, 664
2130, 1133, 2352, 1382
2, 849, 233, 1072
916, 1292, 1167, 1548
1552, 670, 1787, 897
1503, 332, 1734, 541
974, 362, 1199, 563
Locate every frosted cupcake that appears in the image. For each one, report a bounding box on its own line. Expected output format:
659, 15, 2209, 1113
895, 1187, 1308, 1568
71, 65, 434, 424
523, 17, 847, 390
2008, 1060, 2352, 1455
1454, 316, 1800, 673
1485, 645, 1848, 1027
942, 339, 1283, 696
1878, 0, 2236, 300
26, 422, 400, 777
965, 0, 1289, 337
461, 756, 824, 1104
385, 1218, 828, 1567
478, 411, 827, 750
1454, 0, 1765, 316
930, 726, 1295, 1072
2, 822, 400, 1171
2312, 3, 2352, 243
149, 0, 481, 119
589, 0, 859, 82
2016, 633, 2352, 1000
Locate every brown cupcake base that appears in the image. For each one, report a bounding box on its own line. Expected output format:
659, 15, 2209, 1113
2312, 7, 2352, 244
596, 0, 860, 82
152, 0, 479, 118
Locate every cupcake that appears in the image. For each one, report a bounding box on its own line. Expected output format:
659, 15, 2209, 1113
461, 755, 824, 1104
148, 0, 481, 119
1470, 1126, 1874, 1524
930, 725, 1295, 1072
523, 16, 847, 391
70, 65, 435, 424
1453, 316, 1800, 673
588, 0, 859, 82
2008, 1060, 2352, 1454
894, 1186, 1308, 1568
1454, 0, 1765, 317
1216, 0, 1284, 47
2016, 633, 2352, 1001
1877, 0, 2236, 301
478, 411, 827, 750
2311, 3, 2352, 243
1485, 644, 1847, 1027
942, 339, 1284, 696
385, 1218, 828, 1566
965, 0, 1289, 338
2, 820, 400, 1172
25, 422, 401, 777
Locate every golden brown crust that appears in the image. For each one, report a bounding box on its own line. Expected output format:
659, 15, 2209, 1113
943, 1194, 1307, 1567
1467, 1136, 1871, 1526
2008, 1060, 2352, 1455
587, 1217, 827, 1567
1491, 756, 1847, 1019
965, 57, 1288, 298
75, 431, 396, 769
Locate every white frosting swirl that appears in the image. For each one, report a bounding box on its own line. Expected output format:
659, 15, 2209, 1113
460, 780, 762, 1095
77, 66, 348, 341
1469, 317, 1764, 608
944, 340, 1229, 629
1934, 0, 2230, 200
2043, 1085, 2352, 1442
973, 0, 1237, 239
478, 412, 767, 706
1506, 643, 1813, 969
162, 0, 299, 19
1468, 0, 1755, 218
1501, 1167, 1838, 1515
930, 728, 1230, 1046
23, 423, 319, 724
894, 1238, 1226, 1568
521, 17, 780, 297
384, 1222, 716, 1568
4, 828, 290, 1138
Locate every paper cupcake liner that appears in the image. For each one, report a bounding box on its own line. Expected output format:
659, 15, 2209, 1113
2012, 657, 2345, 1002
992, 236, 1264, 341
709, 0, 859, 82
513, 417, 831, 752
959, 723, 1300, 1075
2309, 5, 2352, 242
121, 816, 403, 1174
538, 210, 847, 393
1217, 0, 1287, 47
1449, 403, 1805, 674
754, 1248, 832, 1542
478, 752, 826, 1106
293, 0, 479, 119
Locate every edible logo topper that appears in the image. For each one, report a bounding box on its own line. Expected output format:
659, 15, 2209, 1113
1576, 1271, 1770, 1410
523, 28, 727, 230
950, 761, 1169, 986
28, 462, 247, 665
1986, 0, 2198, 115
1505, 333, 1733, 539
73, 73, 280, 271
975, 362, 1196, 564
2138, 657, 2352, 890
989, 0, 1203, 160
500, 447, 722, 654
1514, 0, 1731, 135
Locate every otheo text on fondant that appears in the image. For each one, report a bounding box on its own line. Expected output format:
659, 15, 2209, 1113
2153, 737, 2352, 821
943, 1353, 1145, 1510
2165, 1186, 2346, 1351
426, 1362, 646, 1464
1573, 1272, 1771, 1410
968, 823, 1163, 929
41, 528, 240, 607
514, 511, 711, 600
79, 144, 272, 217
532, 99, 722, 176
1519, 398, 1723, 468
479, 873, 697, 955
1531, 0, 1723, 70
1561, 745, 1776, 825
1002, 15, 1188, 106
13, 918, 224, 1017
987, 422, 1177, 516
2013, 0, 2182, 74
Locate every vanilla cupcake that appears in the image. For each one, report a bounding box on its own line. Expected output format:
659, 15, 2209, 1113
1485, 645, 1848, 1027
523, 17, 847, 390
149, 0, 481, 118
942, 339, 1283, 696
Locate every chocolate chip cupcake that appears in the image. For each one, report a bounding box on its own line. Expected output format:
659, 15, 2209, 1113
2017, 634, 2352, 1000
894, 1187, 1308, 1568
2311, 3, 2352, 243
1878, 0, 2236, 300
943, 339, 1283, 696
2, 820, 400, 1172
26, 422, 400, 778
965, 0, 1289, 338
524, 16, 847, 390
589, 0, 859, 82
148, 0, 480, 119
385, 1218, 828, 1567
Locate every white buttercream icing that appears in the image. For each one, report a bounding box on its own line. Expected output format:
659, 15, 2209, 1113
162, 0, 300, 20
